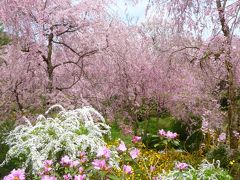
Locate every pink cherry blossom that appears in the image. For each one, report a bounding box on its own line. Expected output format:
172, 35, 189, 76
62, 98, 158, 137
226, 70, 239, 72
117, 141, 127, 152
123, 165, 133, 174
3, 169, 25, 180
97, 146, 111, 159
129, 148, 140, 159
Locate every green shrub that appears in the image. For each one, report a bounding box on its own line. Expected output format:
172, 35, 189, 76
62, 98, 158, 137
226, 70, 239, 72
137, 115, 203, 151
0, 120, 22, 178
207, 144, 229, 168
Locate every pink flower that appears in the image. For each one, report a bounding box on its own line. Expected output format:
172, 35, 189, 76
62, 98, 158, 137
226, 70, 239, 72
92, 159, 109, 170
80, 157, 87, 164
233, 131, 240, 138
150, 165, 156, 172
218, 133, 226, 142
129, 148, 140, 159
60, 155, 72, 166
79, 151, 86, 158
123, 165, 133, 174
71, 160, 80, 168
153, 176, 162, 180
63, 174, 72, 180
3, 169, 25, 180
41, 175, 57, 180
120, 124, 133, 135
117, 141, 127, 152
159, 129, 166, 137
43, 160, 53, 172
79, 167, 84, 174
44, 160, 53, 166
176, 162, 188, 170
78, 151, 88, 164
74, 175, 86, 180
166, 131, 177, 139
97, 146, 111, 159
132, 136, 141, 143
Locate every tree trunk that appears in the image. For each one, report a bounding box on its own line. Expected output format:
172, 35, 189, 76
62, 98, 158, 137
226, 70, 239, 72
41, 29, 54, 93
225, 60, 239, 150
46, 31, 54, 93
216, 0, 239, 154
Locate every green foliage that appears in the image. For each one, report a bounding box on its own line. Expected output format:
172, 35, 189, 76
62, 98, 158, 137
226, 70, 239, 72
207, 144, 229, 168
138, 116, 176, 134
141, 133, 180, 151
0, 24, 10, 46
184, 130, 204, 152
0, 120, 24, 178
137, 116, 202, 151
108, 121, 132, 145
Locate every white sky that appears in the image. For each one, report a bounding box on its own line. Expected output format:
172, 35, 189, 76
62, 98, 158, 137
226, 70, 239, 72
111, 0, 148, 24
72, 0, 148, 24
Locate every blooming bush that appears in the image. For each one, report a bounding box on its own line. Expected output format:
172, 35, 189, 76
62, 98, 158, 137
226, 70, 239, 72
1, 108, 234, 179
3, 132, 204, 179
108, 137, 203, 179
0, 105, 117, 172
3, 134, 233, 179
149, 129, 180, 150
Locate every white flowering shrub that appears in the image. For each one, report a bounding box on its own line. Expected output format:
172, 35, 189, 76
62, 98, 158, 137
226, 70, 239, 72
159, 160, 232, 180
0, 104, 117, 172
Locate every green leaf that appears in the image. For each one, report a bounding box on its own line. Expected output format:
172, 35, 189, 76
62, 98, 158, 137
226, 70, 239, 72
162, 140, 168, 145
99, 171, 107, 178
154, 143, 160, 147
107, 175, 122, 180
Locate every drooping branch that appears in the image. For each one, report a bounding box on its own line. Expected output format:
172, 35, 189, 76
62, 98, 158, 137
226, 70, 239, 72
56, 75, 82, 91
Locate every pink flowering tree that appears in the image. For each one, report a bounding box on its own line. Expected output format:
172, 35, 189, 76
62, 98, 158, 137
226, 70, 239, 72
0, 0, 112, 111
140, 0, 240, 155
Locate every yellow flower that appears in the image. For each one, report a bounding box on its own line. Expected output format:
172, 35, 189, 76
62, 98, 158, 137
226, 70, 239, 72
229, 160, 235, 165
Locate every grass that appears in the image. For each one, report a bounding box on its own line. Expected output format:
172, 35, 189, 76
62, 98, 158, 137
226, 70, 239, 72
138, 116, 177, 135
108, 116, 181, 146
109, 121, 132, 145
